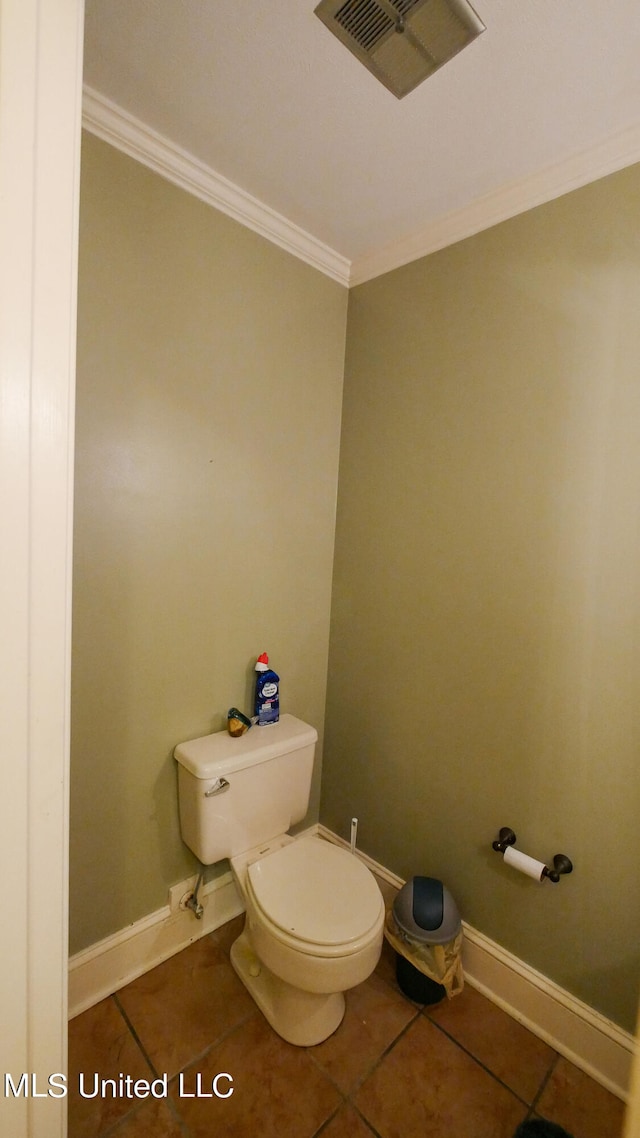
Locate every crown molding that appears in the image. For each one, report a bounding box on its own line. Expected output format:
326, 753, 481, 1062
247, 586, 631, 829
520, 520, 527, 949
349, 120, 640, 287
81, 86, 351, 287
82, 87, 640, 291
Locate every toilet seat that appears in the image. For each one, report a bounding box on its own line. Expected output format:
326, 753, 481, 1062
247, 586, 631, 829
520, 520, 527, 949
246, 835, 384, 958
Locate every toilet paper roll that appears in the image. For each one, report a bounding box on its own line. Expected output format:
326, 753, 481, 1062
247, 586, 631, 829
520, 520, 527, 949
503, 845, 546, 882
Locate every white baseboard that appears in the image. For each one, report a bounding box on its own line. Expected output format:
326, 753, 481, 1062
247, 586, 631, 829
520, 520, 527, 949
69, 827, 634, 1102
317, 825, 634, 1101
462, 925, 633, 1103
68, 871, 244, 1019
68, 828, 316, 1018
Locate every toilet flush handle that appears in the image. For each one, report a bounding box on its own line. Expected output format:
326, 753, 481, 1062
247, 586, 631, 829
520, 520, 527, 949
205, 777, 230, 797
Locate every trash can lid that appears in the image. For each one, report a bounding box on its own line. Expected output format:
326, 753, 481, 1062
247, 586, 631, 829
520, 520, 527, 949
393, 876, 461, 945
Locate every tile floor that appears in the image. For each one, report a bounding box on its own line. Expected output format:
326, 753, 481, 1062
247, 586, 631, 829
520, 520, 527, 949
68, 907, 626, 1138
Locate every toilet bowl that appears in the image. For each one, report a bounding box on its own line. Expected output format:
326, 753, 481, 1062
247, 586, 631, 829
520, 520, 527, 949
174, 714, 384, 1045
230, 834, 385, 1045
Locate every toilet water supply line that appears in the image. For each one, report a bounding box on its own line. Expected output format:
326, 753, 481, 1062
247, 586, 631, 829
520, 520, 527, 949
186, 866, 205, 919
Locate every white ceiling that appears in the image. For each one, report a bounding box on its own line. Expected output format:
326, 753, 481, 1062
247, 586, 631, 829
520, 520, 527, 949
83, 0, 640, 282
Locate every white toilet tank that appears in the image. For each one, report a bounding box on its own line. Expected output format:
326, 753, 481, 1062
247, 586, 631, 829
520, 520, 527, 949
174, 714, 318, 865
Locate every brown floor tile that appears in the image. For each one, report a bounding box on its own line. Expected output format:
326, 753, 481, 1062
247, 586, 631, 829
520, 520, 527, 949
108, 1098, 187, 1136
171, 1014, 342, 1138
354, 1014, 527, 1138
311, 970, 418, 1093
317, 1102, 379, 1138
427, 984, 557, 1103
535, 1057, 626, 1138
68, 997, 155, 1138
116, 935, 255, 1077
68, 916, 628, 1138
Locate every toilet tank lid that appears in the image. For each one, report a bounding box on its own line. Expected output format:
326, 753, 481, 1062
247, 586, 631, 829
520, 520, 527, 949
174, 714, 317, 779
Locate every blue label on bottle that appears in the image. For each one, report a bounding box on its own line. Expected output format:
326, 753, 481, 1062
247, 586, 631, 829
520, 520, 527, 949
255, 669, 280, 725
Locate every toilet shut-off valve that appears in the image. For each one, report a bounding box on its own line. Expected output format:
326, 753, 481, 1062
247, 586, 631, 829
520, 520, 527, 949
185, 868, 205, 919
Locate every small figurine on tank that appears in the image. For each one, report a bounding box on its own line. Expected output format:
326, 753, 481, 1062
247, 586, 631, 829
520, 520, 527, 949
227, 707, 252, 738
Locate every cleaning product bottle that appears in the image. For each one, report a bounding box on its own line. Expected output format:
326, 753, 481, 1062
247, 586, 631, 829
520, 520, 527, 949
254, 652, 280, 725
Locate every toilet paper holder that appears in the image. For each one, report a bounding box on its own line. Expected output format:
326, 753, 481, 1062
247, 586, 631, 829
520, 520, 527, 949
492, 827, 573, 883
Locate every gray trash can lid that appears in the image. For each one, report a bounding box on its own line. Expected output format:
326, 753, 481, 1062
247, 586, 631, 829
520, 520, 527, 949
393, 876, 461, 945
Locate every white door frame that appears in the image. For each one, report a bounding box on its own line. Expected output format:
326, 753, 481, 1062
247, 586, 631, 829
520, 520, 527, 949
0, 2, 84, 1136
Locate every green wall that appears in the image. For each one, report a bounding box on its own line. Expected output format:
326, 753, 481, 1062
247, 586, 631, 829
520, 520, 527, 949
321, 164, 640, 1032
73, 131, 640, 1032
70, 134, 348, 953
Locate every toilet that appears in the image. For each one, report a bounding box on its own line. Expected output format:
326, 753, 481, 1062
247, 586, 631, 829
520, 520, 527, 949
174, 714, 384, 1046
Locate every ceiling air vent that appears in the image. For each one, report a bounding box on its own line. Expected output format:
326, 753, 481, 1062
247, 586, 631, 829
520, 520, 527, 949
314, 0, 485, 98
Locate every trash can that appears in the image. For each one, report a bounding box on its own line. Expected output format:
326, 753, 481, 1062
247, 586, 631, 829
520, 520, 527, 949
389, 876, 462, 1004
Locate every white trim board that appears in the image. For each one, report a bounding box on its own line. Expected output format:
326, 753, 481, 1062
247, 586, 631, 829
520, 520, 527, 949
82, 86, 640, 289
68, 871, 244, 1020
69, 823, 633, 1101
463, 925, 634, 1105
349, 120, 640, 286
81, 87, 351, 288
317, 825, 634, 1102
1, 4, 83, 1136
